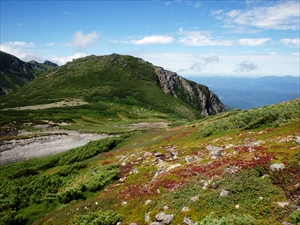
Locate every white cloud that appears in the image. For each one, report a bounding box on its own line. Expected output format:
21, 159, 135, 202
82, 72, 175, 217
189, 55, 219, 72
134, 53, 299, 77
216, 1, 300, 30
16, 23, 22, 26
238, 38, 271, 46
72, 31, 99, 51
178, 30, 233, 46
211, 9, 223, 16
7, 41, 34, 47
235, 60, 258, 73
279, 38, 300, 47
130, 35, 174, 45
46, 42, 56, 46
50, 53, 87, 65
0, 41, 35, 60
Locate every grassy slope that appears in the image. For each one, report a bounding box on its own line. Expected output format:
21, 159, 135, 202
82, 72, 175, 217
0, 54, 205, 121
0, 99, 299, 225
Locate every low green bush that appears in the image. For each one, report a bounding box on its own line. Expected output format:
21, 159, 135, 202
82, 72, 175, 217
71, 210, 122, 225
199, 212, 255, 225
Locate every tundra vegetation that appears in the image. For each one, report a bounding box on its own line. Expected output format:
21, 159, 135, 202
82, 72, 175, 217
0, 98, 299, 225
0, 53, 299, 224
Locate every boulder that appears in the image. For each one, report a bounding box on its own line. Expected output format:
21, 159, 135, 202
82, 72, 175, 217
183, 217, 195, 225
270, 163, 285, 172
206, 145, 223, 159
155, 212, 174, 224
220, 189, 230, 197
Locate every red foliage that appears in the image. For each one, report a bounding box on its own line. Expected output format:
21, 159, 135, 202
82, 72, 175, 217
101, 160, 111, 165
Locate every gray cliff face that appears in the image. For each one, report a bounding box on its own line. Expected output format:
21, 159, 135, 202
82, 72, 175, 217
154, 66, 225, 116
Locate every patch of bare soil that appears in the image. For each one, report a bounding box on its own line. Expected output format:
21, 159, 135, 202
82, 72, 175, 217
129, 122, 169, 130
4, 98, 88, 110
0, 130, 110, 165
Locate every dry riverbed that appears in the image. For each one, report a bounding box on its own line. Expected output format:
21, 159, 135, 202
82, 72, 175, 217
0, 130, 110, 165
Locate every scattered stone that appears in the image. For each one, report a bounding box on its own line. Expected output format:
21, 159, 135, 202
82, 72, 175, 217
295, 136, 300, 145
129, 223, 138, 225
155, 152, 164, 158
182, 206, 190, 212
122, 201, 127, 206
220, 189, 230, 197
166, 164, 181, 172
169, 149, 178, 158
259, 197, 264, 200
276, 202, 289, 208
145, 200, 152, 205
145, 213, 151, 223
132, 168, 139, 174
282, 221, 293, 225
270, 163, 285, 172
163, 205, 169, 211
235, 204, 240, 209
190, 196, 199, 202
206, 145, 223, 159
185, 156, 194, 163
183, 217, 196, 225
157, 189, 161, 194
150, 222, 163, 225
144, 152, 152, 157
225, 144, 233, 149
121, 161, 127, 166
95, 201, 98, 205
153, 168, 165, 179
155, 212, 174, 224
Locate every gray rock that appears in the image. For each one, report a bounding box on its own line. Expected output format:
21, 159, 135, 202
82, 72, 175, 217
206, 145, 223, 159
145, 213, 150, 223
183, 217, 196, 225
155, 152, 164, 158
220, 189, 230, 197
155, 212, 174, 224
295, 136, 300, 145
144, 152, 153, 157
282, 222, 293, 225
132, 168, 139, 174
182, 206, 190, 211
153, 168, 165, 179
190, 196, 199, 202
150, 223, 164, 225
270, 163, 285, 172
276, 202, 289, 208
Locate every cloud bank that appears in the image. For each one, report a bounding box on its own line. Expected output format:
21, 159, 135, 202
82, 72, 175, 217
130, 35, 174, 45
72, 31, 99, 51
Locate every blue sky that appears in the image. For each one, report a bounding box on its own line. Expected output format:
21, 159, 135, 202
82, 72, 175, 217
1, 0, 299, 77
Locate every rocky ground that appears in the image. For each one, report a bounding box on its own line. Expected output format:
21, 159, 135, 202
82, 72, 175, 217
0, 130, 110, 165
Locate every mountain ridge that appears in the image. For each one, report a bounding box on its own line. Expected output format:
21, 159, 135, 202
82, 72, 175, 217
1, 53, 224, 119
0, 51, 58, 95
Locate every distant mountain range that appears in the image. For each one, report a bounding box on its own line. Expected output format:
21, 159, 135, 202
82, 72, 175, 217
0, 51, 58, 94
188, 76, 299, 109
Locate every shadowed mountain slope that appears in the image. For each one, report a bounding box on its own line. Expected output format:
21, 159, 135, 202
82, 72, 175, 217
0, 51, 58, 95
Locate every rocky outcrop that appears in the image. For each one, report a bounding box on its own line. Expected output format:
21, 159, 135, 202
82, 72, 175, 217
154, 66, 224, 116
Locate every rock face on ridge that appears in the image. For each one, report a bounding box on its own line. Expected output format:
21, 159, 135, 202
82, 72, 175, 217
154, 66, 224, 115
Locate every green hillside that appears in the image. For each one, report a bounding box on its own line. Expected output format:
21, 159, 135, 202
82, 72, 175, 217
0, 54, 223, 123
0, 99, 299, 225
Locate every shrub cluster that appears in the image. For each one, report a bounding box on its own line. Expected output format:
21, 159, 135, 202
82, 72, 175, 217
198, 100, 299, 137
